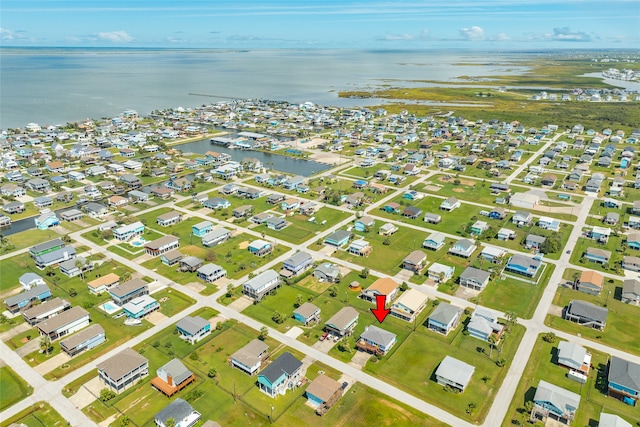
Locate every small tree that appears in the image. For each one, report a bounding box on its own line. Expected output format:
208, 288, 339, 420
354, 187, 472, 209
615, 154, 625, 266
272, 311, 285, 324
207, 368, 217, 378
226, 283, 234, 298
165, 418, 176, 427
543, 331, 557, 343
69, 287, 77, 297
99, 388, 116, 402
119, 415, 130, 426
258, 326, 269, 341
360, 267, 369, 279
488, 334, 497, 359
383, 237, 391, 245
466, 402, 477, 415
328, 286, 338, 297
40, 335, 52, 355
400, 282, 409, 292
205, 250, 217, 262
294, 294, 303, 308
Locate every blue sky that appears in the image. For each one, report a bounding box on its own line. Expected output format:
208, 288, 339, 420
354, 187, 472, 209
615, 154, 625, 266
1, 1, 639, 49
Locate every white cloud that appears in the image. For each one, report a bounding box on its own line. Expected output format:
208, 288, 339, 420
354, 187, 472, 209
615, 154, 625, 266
1, 28, 15, 40
494, 33, 509, 41
550, 27, 591, 42
97, 30, 133, 43
376, 28, 429, 42
459, 26, 485, 40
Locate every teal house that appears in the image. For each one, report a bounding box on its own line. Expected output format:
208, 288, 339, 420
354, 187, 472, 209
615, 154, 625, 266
257, 352, 303, 397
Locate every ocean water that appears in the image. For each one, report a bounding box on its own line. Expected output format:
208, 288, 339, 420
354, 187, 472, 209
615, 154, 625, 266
0, 48, 530, 129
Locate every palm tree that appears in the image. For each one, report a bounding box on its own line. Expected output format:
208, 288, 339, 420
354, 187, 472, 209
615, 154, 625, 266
40, 335, 51, 355
488, 334, 497, 359
76, 259, 85, 280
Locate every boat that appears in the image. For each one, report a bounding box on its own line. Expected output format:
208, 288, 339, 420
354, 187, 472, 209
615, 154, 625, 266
124, 318, 142, 326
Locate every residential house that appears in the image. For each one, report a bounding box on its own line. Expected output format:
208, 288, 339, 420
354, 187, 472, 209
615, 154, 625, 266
33, 196, 53, 209
584, 247, 611, 265
156, 211, 182, 227
25, 178, 50, 193
459, 267, 491, 291
59, 209, 84, 222
525, 234, 546, 250
599, 413, 632, 427
622, 279, 640, 305
423, 232, 446, 251
59, 256, 92, 278
85, 202, 108, 219
247, 239, 272, 257
435, 356, 475, 392
324, 230, 351, 248
440, 196, 460, 211
4, 284, 52, 313
120, 174, 142, 189
512, 210, 533, 227
3, 201, 25, 214
242, 269, 280, 301
626, 232, 640, 250
557, 341, 591, 374
480, 246, 506, 264
266, 216, 288, 231
313, 262, 341, 282
112, 221, 144, 241
533, 380, 580, 424
467, 308, 504, 342
402, 250, 427, 273
250, 212, 273, 225
37, 306, 90, 341
356, 325, 397, 356
160, 249, 183, 267
22, 297, 70, 325
577, 270, 604, 295
97, 348, 149, 393
424, 213, 442, 224
378, 223, 398, 236
144, 235, 180, 257
348, 239, 372, 257
109, 279, 149, 306
257, 352, 303, 397
361, 277, 400, 303
382, 202, 401, 214
87, 273, 120, 295
293, 302, 321, 325
564, 300, 608, 330
471, 220, 488, 236
203, 197, 230, 210
176, 316, 211, 344
403, 206, 422, 219
427, 302, 462, 335
538, 216, 560, 232
122, 295, 159, 319
191, 221, 213, 237
623, 256, 640, 272
390, 288, 428, 322
427, 263, 454, 284
201, 227, 231, 247
19, 272, 45, 290
233, 204, 253, 218
354, 216, 375, 232
151, 359, 196, 397
60, 324, 105, 357
325, 307, 359, 337
231, 339, 269, 375
608, 356, 640, 405
591, 226, 611, 243
196, 263, 227, 283
34, 246, 76, 268
178, 256, 203, 273
449, 238, 477, 258
305, 374, 343, 410
505, 254, 542, 277
281, 251, 313, 277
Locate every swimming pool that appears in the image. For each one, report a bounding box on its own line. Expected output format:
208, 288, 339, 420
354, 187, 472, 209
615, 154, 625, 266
129, 236, 148, 247
99, 301, 121, 315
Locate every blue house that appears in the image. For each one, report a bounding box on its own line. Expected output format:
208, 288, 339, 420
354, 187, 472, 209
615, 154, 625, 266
533, 380, 580, 421
423, 232, 446, 251
427, 302, 462, 335
282, 175, 306, 190
203, 197, 230, 210
357, 325, 397, 355
608, 356, 640, 405
505, 254, 541, 277
306, 375, 342, 408
257, 352, 303, 397
248, 240, 272, 257
191, 221, 213, 237
122, 295, 159, 319
176, 316, 211, 344
60, 324, 106, 357
35, 212, 60, 230
4, 284, 52, 313
293, 302, 320, 325
627, 233, 640, 250
584, 247, 611, 265
324, 230, 351, 247
354, 216, 375, 232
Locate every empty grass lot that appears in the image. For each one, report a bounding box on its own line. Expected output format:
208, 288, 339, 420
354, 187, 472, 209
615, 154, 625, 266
546, 278, 640, 356
501, 335, 638, 427
259, 208, 351, 244
0, 366, 32, 411
0, 402, 66, 427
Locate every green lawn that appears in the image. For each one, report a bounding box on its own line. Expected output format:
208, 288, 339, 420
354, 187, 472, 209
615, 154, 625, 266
0, 402, 66, 427
501, 335, 638, 427
153, 287, 196, 317
364, 319, 525, 423
0, 228, 69, 255
258, 207, 351, 244
476, 263, 555, 319
546, 279, 640, 356
570, 235, 628, 275
0, 366, 32, 411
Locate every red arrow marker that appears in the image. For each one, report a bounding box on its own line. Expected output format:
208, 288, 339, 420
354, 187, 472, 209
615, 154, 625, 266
370, 294, 390, 323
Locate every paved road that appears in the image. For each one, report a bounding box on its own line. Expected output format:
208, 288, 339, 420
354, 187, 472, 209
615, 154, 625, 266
2, 136, 638, 427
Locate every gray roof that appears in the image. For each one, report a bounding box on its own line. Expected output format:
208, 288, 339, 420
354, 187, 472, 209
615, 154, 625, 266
609, 356, 640, 393
176, 316, 209, 335
59, 256, 87, 271
454, 238, 475, 250
157, 210, 182, 221
5, 284, 50, 306
60, 324, 104, 351
360, 325, 396, 348
243, 270, 279, 291
599, 413, 632, 427
144, 235, 179, 250
22, 297, 69, 319
193, 220, 213, 229
314, 262, 340, 278
429, 302, 461, 325
293, 302, 319, 319
158, 358, 193, 386
37, 306, 89, 334
86, 202, 107, 212
326, 229, 351, 243
30, 238, 64, 254
567, 300, 608, 323
19, 272, 43, 285
259, 352, 302, 383
534, 380, 580, 414
509, 253, 541, 269
284, 251, 313, 267
460, 267, 490, 283
109, 278, 148, 298
155, 398, 196, 425
202, 227, 230, 242
557, 341, 587, 368
180, 256, 203, 268
231, 339, 268, 368
97, 347, 148, 381
197, 263, 225, 276
586, 247, 611, 259
325, 306, 359, 330
526, 234, 546, 244
435, 356, 474, 387
622, 279, 640, 296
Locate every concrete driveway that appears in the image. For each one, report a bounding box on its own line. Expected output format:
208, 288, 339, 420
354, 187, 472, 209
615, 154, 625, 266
68, 377, 102, 409
34, 352, 71, 375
